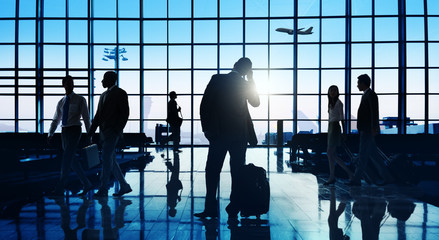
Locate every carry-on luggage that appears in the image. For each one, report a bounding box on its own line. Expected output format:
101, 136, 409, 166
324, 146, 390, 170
81, 144, 100, 169
236, 163, 270, 218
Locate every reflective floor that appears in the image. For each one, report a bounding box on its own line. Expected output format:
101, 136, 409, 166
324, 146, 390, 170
1, 148, 439, 239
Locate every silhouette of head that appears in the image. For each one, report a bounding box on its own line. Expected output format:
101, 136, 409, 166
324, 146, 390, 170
169, 91, 177, 100
328, 85, 340, 109
357, 74, 371, 91
233, 57, 252, 76
102, 71, 117, 88
62, 75, 74, 95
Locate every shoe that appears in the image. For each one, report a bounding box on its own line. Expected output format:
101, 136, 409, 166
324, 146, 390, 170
78, 185, 93, 197
94, 189, 108, 198
113, 185, 132, 197
323, 179, 336, 186
345, 180, 361, 187
194, 211, 218, 219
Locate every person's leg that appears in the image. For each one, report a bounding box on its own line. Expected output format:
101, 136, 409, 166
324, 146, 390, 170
56, 127, 81, 192
326, 146, 337, 182
111, 147, 132, 195
68, 128, 92, 190
352, 131, 373, 183
201, 140, 227, 215
227, 140, 247, 215
99, 129, 119, 191
333, 153, 354, 180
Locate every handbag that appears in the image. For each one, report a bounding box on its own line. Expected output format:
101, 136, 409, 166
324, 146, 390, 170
81, 144, 100, 169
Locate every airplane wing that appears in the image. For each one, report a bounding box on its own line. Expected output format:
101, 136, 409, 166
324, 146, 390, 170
275, 28, 291, 33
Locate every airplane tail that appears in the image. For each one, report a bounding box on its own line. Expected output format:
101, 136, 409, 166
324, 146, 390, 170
304, 27, 313, 34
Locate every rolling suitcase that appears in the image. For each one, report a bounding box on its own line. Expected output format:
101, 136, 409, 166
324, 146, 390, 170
236, 163, 270, 218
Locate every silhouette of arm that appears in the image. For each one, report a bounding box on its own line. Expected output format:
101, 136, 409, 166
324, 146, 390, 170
246, 72, 260, 107
48, 99, 63, 137
89, 96, 103, 135
200, 75, 217, 133
119, 89, 130, 131
80, 96, 91, 134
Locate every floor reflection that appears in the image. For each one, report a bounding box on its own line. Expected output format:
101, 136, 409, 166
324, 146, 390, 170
0, 147, 438, 239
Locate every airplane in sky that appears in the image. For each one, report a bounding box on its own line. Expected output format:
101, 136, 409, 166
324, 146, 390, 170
276, 26, 313, 35
102, 47, 128, 61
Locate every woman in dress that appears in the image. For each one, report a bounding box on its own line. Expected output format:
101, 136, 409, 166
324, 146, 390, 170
324, 85, 353, 185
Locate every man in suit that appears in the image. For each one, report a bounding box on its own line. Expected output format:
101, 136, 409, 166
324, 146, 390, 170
47, 75, 93, 197
194, 57, 260, 220
347, 74, 388, 186
89, 71, 132, 197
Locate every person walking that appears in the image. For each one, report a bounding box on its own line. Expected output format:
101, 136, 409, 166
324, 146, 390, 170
89, 71, 132, 197
47, 75, 93, 197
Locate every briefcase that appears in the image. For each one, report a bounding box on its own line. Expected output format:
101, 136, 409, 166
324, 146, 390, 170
82, 144, 100, 169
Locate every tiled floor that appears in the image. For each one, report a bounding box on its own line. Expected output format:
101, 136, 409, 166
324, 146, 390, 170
1, 147, 439, 239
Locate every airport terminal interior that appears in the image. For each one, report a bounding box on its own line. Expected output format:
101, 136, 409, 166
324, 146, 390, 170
1, 0, 439, 239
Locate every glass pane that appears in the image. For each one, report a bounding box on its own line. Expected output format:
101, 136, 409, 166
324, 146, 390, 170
429, 96, 439, 119
253, 70, 269, 94
194, 46, 217, 69
270, 0, 293, 17
19, 96, 35, 119
145, 96, 167, 119
0, 96, 14, 119
375, 18, 399, 42
44, 20, 66, 43
220, 0, 243, 17
270, 45, 293, 68
0, 121, 15, 132
407, 43, 425, 67
270, 19, 295, 43
69, 45, 89, 68
429, 69, 439, 93
407, 69, 425, 93
144, 71, 167, 94
119, 0, 140, 18
44, 0, 66, 18
69, 0, 88, 18
127, 96, 140, 119
194, 70, 216, 94
169, 0, 191, 18
352, 0, 372, 16
0, 21, 14, 43
0, 0, 14, 17
428, 43, 439, 67
94, 0, 116, 18
245, 45, 268, 69
298, 0, 319, 17
374, 69, 398, 93
428, 17, 439, 40
297, 96, 319, 120
270, 96, 293, 119
375, 0, 398, 15
220, 45, 243, 69
406, 0, 425, 15
375, 43, 398, 67
194, 20, 217, 43
93, 21, 116, 43
322, 0, 345, 16
119, 21, 140, 44
427, 0, 439, 15
19, 121, 36, 133
119, 71, 140, 94
169, 71, 191, 94
406, 17, 425, 41
378, 95, 398, 119
169, 21, 191, 43
246, 20, 268, 43
407, 95, 425, 119
19, 20, 35, 43
352, 44, 372, 68
119, 46, 140, 69
322, 18, 345, 42
245, 0, 268, 17
351, 18, 372, 42
144, 21, 167, 43
249, 95, 268, 120
194, 0, 217, 18
298, 70, 319, 94
144, 0, 167, 18
321, 70, 345, 94
321, 44, 345, 68
220, 20, 243, 43
169, 46, 191, 69
298, 19, 319, 43
69, 20, 88, 43
297, 44, 319, 68
269, 70, 293, 94
94, 46, 117, 69
19, 45, 36, 68
19, 0, 36, 17
144, 46, 167, 69
44, 45, 66, 68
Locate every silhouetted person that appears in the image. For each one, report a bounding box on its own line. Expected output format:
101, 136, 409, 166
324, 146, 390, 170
328, 187, 349, 240
97, 197, 132, 239
54, 196, 91, 239
195, 57, 260, 220
324, 85, 353, 185
47, 75, 93, 197
352, 197, 387, 240
166, 152, 183, 217
347, 74, 387, 186
89, 71, 132, 197
166, 91, 182, 152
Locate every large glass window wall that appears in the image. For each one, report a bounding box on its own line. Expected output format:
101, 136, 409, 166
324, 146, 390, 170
1, 0, 438, 145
